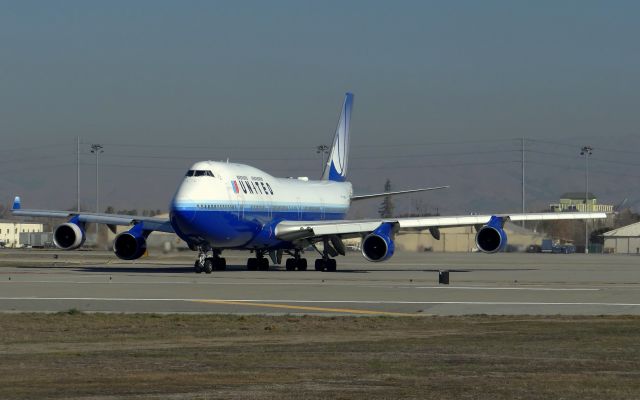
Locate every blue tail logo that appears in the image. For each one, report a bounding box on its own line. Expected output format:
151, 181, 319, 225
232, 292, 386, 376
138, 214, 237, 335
322, 92, 353, 182
12, 196, 21, 210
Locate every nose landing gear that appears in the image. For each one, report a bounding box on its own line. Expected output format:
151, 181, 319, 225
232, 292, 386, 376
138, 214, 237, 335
194, 246, 226, 274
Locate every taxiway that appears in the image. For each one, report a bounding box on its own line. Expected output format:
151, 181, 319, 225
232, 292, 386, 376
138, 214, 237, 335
0, 249, 638, 315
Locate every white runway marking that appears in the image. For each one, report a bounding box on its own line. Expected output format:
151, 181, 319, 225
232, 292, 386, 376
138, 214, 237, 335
0, 297, 639, 307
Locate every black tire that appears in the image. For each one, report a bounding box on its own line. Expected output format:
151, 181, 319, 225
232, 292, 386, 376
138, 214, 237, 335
247, 258, 258, 271
326, 259, 337, 272
297, 258, 308, 271
203, 259, 213, 274
258, 258, 269, 271
194, 260, 203, 274
214, 258, 227, 271
285, 259, 295, 271
314, 259, 325, 271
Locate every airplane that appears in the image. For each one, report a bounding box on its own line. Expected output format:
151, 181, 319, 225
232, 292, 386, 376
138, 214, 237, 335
12, 93, 607, 273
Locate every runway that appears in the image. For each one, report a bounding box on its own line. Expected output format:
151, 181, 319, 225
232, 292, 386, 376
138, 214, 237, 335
1, 249, 639, 315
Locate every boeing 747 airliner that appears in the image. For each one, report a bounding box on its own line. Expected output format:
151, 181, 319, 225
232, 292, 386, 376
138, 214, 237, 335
12, 93, 607, 273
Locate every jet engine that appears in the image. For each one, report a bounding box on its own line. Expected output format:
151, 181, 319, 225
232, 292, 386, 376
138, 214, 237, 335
53, 222, 86, 250
361, 222, 396, 262
113, 229, 148, 260
475, 216, 508, 253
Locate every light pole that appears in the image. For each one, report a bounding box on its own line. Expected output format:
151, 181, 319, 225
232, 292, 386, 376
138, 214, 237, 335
521, 137, 525, 227
580, 145, 593, 254
316, 145, 329, 174
91, 144, 104, 241
76, 137, 81, 212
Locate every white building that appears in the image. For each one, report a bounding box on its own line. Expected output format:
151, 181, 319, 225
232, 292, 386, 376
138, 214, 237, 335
603, 222, 640, 255
0, 220, 44, 248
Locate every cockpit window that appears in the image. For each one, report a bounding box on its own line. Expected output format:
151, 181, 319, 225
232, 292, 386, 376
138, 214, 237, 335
186, 170, 214, 177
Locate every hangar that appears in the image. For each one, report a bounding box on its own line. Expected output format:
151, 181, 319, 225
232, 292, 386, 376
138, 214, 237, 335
603, 222, 640, 255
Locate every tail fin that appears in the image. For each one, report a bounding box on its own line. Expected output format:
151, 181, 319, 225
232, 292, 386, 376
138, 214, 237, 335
12, 196, 21, 210
321, 92, 353, 182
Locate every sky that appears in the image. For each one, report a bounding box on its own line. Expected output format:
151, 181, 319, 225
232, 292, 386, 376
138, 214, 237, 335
1, 1, 639, 215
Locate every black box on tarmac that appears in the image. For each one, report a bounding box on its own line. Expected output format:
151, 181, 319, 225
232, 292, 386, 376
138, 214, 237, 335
439, 270, 449, 285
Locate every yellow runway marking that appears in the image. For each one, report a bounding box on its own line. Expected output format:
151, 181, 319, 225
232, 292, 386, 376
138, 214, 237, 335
193, 299, 419, 316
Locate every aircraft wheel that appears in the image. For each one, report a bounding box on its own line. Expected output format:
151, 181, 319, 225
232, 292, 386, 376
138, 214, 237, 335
326, 259, 337, 272
247, 258, 258, 271
203, 259, 213, 274
296, 258, 308, 271
258, 258, 269, 271
194, 260, 203, 274
214, 258, 227, 271
285, 259, 296, 271
314, 259, 325, 271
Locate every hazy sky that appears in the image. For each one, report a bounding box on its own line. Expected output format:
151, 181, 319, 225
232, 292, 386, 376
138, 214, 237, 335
1, 1, 639, 214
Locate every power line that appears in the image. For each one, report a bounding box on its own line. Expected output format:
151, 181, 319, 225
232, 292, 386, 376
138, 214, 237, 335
90, 148, 518, 163
0, 143, 68, 155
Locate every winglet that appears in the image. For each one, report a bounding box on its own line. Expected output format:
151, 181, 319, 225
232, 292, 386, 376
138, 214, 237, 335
12, 196, 21, 210
321, 92, 353, 182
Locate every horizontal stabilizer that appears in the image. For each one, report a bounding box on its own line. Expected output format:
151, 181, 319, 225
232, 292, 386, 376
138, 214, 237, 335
351, 186, 449, 201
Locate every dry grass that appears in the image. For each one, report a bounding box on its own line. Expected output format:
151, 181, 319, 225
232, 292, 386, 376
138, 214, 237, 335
1, 313, 639, 399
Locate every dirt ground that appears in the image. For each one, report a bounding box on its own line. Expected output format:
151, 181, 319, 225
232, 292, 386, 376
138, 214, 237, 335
1, 313, 639, 399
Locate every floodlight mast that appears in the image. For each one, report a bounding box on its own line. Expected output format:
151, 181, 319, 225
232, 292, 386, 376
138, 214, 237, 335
90, 144, 104, 241
580, 145, 593, 254
317, 144, 329, 175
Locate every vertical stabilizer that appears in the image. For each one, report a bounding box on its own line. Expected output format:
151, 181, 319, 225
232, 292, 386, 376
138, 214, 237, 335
321, 92, 353, 182
12, 196, 21, 210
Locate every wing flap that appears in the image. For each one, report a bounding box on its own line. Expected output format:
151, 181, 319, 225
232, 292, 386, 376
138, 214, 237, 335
275, 220, 382, 241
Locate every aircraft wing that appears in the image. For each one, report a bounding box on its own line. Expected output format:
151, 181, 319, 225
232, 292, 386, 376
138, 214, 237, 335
274, 212, 607, 242
11, 197, 173, 233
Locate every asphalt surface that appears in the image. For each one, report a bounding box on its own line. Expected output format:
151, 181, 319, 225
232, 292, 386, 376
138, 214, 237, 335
1, 249, 639, 316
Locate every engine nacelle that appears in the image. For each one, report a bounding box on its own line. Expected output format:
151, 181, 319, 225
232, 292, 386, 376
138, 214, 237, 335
53, 222, 86, 250
361, 222, 396, 262
113, 230, 147, 260
475, 216, 508, 253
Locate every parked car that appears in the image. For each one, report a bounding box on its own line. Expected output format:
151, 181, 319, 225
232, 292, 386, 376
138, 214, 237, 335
552, 244, 576, 254
526, 244, 542, 253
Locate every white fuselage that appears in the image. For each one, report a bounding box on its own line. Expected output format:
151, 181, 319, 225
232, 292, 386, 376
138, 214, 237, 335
169, 161, 352, 249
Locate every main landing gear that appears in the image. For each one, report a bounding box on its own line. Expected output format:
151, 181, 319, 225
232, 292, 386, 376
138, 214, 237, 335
194, 247, 226, 274
247, 250, 270, 271
285, 249, 307, 271
314, 258, 337, 272
312, 238, 338, 272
